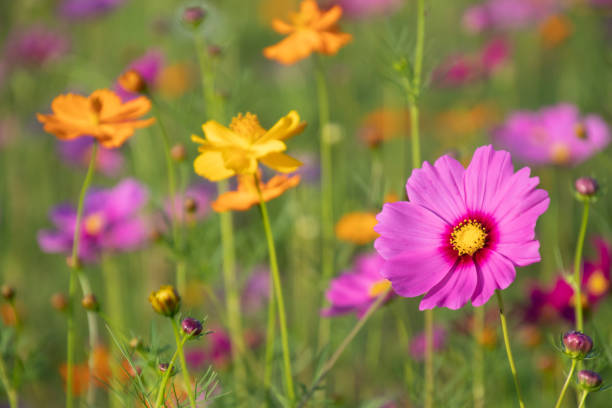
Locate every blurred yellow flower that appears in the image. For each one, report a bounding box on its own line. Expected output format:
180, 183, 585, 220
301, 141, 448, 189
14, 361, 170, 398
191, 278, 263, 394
263, 0, 352, 65
148, 285, 181, 317
335, 211, 379, 245
212, 172, 301, 212
156, 63, 192, 99
192, 111, 306, 181
358, 108, 411, 148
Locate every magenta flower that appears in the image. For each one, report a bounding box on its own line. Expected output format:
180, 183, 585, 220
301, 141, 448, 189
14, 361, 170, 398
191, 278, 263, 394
241, 266, 270, 314
462, 0, 560, 34
2, 25, 69, 69
493, 104, 611, 166
336, 0, 402, 19
409, 326, 447, 361
165, 182, 214, 225
59, 0, 126, 20
322, 253, 394, 318
185, 326, 232, 370
57, 137, 124, 177
375, 145, 549, 310
115, 50, 164, 101
38, 179, 149, 262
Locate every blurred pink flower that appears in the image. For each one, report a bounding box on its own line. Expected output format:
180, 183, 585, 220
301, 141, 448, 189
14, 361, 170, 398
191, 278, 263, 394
185, 326, 232, 371
59, 0, 126, 20
334, 0, 402, 18
493, 104, 610, 166
164, 182, 214, 225
57, 137, 124, 177
462, 0, 561, 34
2, 25, 69, 69
241, 266, 270, 314
115, 50, 164, 101
409, 326, 447, 361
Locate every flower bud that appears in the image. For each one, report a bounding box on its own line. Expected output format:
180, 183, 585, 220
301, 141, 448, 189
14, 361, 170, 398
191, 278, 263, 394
129, 337, 143, 350
170, 144, 186, 162
575, 177, 598, 197
1, 285, 15, 301
118, 69, 147, 93
149, 285, 181, 317
81, 294, 99, 312
577, 370, 603, 391
562, 330, 593, 359
184, 197, 198, 214
182, 6, 206, 28
158, 362, 175, 375
51, 293, 69, 312
181, 317, 203, 337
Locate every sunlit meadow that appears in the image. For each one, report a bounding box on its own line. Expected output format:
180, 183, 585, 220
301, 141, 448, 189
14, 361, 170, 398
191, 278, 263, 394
1, 0, 612, 407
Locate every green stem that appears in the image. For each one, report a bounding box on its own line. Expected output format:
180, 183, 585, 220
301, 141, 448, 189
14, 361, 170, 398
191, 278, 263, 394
255, 178, 295, 403
578, 391, 589, 408
314, 58, 334, 350
473, 306, 485, 408
573, 201, 590, 332
0, 354, 18, 408
263, 270, 276, 393
297, 288, 391, 408
194, 34, 221, 120
154, 336, 184, 408
496, 290, 525, 408
66, 142, 98, 408
171, 319, 197, 408
76, 273, 100, 407
553, 359, 577, 408
424, 309, 434, 408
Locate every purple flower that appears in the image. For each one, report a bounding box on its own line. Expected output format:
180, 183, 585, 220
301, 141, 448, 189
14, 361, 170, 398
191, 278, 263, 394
185, 326, 232, 370
38, 179, 149, 263
57, 137, 124, 177
115, 50, 164, 101
493, 104, 610, 166
291, 152, 320, 184
462, 0, 561, 34
242, 266, 270, 314
2, 25, 69, 69
59, 0, 126, 20
374, 145, 549, 310
322, 252, 394, 318
409, 326, 447, 361
165, 182, 214, 225
336, 0, 402, 19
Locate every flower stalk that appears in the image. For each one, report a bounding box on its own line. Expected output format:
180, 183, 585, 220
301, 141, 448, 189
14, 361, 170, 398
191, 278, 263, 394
573, 201, 590, 332
171, 318, 197, 408
154, 337, 183, 408
553, 359, 577, 408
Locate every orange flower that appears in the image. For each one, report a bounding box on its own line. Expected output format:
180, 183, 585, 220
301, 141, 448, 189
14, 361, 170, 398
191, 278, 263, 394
539, 15, 572, 49
263, 0, 352, 65
435, 103, 498, 136
212, 172, 300, 212
59, 346, 111, 396
335, 211, 379, 245
37, 89, 155, 148
358, 108, 411, 148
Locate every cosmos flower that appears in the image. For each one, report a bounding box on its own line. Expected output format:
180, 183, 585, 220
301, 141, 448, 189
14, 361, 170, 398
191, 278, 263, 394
59, 346, 111, 396
322, 252, 393, 318
211, 172, 301, 212
57, 137, 124, 177
335, 211, 379, 245
335, 0, 402, 19
185, 326, 232, 370
525, 238, 611, 323
37, 89, 155, 149
263, 0, 352, 65
115, 50, 164, 101
2, 25, 69, 69
409, 326, 447, 361
493, 104, 610, 166
538, 15, 572, 49
165, 182, 214, 225
462, 0, 561, 34
38, 179, 149, 263
358, 108, 411, 148
58, 0, 126, 20
192, 111, 306, 181
375, 145, 549, 310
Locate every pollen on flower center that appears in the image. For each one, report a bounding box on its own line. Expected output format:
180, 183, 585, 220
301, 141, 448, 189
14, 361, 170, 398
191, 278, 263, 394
368, 279, 391, 297
84, 213, 105, 235
229, 113, 266, 142
586, 271, 609, 296
450, 219, 488, 256
574, 123, 587, 139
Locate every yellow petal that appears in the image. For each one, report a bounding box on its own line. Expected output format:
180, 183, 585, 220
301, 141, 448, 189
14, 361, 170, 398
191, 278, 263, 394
260, 152, 303, 173
250, 140, 286, 157
193, 151, 235, 181
191, 134, 207, 145
258, 110, 306, 142
201, 121, 249, 148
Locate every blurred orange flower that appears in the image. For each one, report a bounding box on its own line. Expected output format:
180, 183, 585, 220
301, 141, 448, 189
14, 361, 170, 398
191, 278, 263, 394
358, 108, 410, 148
539, 15, 572, 49
335, 211, 379, 245
37, 89, 155, 148
59, 346, 111, 396
435, 103, 498, 137
157, 63, 192, 99
192, 111, 306, 181
212, 172, 300, 212
263, 0, 352, 65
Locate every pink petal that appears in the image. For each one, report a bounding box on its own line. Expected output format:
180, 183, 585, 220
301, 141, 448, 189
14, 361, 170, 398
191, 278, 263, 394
495, 239, 541, 266
419, 259, 477, 310
472, 249, 516, 306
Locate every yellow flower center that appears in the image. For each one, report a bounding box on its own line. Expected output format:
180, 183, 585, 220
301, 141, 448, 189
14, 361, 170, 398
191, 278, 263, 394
229, 113, 266, 143
586, 270, 609, 297
368, 279, 391, 297
84, 213, 105, 235
570, 292, 588, 308
551, 143, 570, 164
450, 219, 488, 256
574, 123, 587, 139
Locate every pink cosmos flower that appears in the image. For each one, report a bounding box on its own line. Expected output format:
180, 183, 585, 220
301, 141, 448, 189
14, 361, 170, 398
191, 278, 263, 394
409, 326, 447, 361
374, 145, 549, 310
185, 326, 232, 370
335, 0, 402, 19
164, 182, 214, 225
2, 25, 69, 69
493, 104, 611, 166
57, 137, 124, 177
38, 179, 149, 262
59, 0, 126, 20
115, 50, 164, 101
241, 266, 270, 314
462, 0, 560, 34
321, 252, 394, 318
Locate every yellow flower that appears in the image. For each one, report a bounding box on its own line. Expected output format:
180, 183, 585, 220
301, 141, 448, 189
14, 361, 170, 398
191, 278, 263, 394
335, 211, 379, 245
192, 111, 306, 181
148, 285, 181, 317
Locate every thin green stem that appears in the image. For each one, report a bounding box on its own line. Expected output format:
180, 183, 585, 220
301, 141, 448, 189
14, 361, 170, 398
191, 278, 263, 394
171, 319, 197, 408
66, 142, 98, 408
314, 59, 334, 350
553, 359, 577, 408
263, 271, 276, 393
424, 309, 434, 408
77, 273, 100, 407
496, 290, 525, 408
154, 336, 184, 408
473, 306, 485, 408
578, 391, 589, 408
297, 288, 391, 408
194, 34, 221, 120
0, 354, 18, 408
255, 178, 295, 403
573, 201, 590, 332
